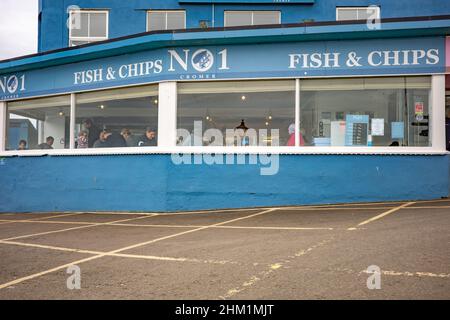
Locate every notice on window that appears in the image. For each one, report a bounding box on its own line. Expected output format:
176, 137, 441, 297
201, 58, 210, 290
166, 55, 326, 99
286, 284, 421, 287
415, 102, 424, 121
391, 122, 405, 139
331, 121, 346, 146
345, 115, 369, 146
371, 118, 385, 136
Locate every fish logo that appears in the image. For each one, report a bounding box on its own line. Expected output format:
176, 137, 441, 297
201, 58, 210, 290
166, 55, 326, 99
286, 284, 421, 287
191, 49, 214, 72
6, 76, 18, 93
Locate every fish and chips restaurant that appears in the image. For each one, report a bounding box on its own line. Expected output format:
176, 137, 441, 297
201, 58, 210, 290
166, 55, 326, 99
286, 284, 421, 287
0, 17, 449, 212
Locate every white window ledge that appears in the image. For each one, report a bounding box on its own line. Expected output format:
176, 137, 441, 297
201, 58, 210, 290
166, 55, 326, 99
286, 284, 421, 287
0, 147, 448, 157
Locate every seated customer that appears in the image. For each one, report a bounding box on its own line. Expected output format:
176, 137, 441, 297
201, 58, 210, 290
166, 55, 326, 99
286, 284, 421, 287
103, 129, 127, 148
93, 131, 108, 148
389, 141, 400, 147
138, 127, 157, 147
17, 140, 27, 150
77, 131, 88, 148
121, 128, 138, 147
37, 136, 54, 149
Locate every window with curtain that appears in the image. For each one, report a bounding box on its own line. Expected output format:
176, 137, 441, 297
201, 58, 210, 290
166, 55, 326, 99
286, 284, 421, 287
224, 11, 280, 27
147, 10, 186, 31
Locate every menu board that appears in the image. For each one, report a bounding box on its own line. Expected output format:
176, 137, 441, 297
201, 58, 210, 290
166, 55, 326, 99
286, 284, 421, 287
345, 115, 369, 146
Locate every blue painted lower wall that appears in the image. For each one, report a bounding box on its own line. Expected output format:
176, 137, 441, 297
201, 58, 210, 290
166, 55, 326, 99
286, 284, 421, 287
0, 154, 448, 213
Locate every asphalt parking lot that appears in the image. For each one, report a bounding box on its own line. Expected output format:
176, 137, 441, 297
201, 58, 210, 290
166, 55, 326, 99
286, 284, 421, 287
0, 199, 449, 300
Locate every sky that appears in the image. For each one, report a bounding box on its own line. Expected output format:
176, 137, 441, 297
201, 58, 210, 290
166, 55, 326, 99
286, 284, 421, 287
0, 0, 39, 60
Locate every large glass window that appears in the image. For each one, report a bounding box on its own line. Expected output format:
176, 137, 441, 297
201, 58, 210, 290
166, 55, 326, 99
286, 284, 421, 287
300, 77, 431, 147
7, 95, 70, 150
224, 11, 280, 27
75, 85, 158, 148
69, 10, 108, 46
147, 10, 186, 31
177, 80, 295, 147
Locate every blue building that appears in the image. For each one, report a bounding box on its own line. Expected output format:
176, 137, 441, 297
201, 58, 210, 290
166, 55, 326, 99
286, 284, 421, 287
0, 1, 449, 212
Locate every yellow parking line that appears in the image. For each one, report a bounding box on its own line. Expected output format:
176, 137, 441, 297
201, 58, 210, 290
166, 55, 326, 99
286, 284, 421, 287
0, 214, 156, 242
360, 269, 450, 278
112, 223, 334, 231
400, 206, 450, 210
0, 208, 276, 290
0, 240, 237, 265
355, 202, 415, 227
279, 207, 394, 211
0, 219, 97, 226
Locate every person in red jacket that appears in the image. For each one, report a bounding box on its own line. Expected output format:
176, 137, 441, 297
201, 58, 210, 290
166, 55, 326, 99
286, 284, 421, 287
287, 123, 305, 146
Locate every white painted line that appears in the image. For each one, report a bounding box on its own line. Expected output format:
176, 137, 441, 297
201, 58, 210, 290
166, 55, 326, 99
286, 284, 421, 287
400, 206, 450, 210
220, 238, 332, 299
1, 220, 97, 226
279, 207, 394, 211
111, 223, 334, 231
360, 269, 450, 279
0, 240, 103, 255
0, 208, 276, 290
107, 208, 278, 255
356, 202, 415, 227
0, 214, 157, 242
0, 240, 238, 265
30, 212, 87, 221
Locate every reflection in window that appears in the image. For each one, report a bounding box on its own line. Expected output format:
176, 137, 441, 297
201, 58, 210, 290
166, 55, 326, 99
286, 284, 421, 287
300, 77, 431, 147
177, 80, 295, 147
7, 95, 71, 150
75, 85, 158, 148
69, 10, 108, 46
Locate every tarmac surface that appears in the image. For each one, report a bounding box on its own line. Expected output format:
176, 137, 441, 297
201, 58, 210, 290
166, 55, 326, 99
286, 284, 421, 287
0, 199, 449, 299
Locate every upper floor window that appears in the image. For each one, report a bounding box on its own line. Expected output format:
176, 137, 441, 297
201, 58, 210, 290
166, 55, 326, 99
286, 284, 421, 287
147, 10, 186, 31
336, 6, 380, 21
69, 10, 108, 47
224, 11, 281, 27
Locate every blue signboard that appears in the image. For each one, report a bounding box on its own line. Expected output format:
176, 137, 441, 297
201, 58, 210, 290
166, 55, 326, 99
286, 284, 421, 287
0, 37, 445, 101
391, 122, 405, 139
178, 1, 315, 3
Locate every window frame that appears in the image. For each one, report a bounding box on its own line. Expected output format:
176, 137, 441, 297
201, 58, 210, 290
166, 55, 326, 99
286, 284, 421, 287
146, 10, 187, 32
336, 6, 381, 21
224, 10, 281, 27
0, 75, 446, 157
68, 9, 109, 47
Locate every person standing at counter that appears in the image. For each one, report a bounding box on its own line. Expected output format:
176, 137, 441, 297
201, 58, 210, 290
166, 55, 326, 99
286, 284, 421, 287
83, 119, 102, 148
287, 124, 305, 146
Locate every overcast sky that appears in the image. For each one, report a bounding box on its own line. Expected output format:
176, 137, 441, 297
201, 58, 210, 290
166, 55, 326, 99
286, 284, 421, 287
0, 0, 39, 60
